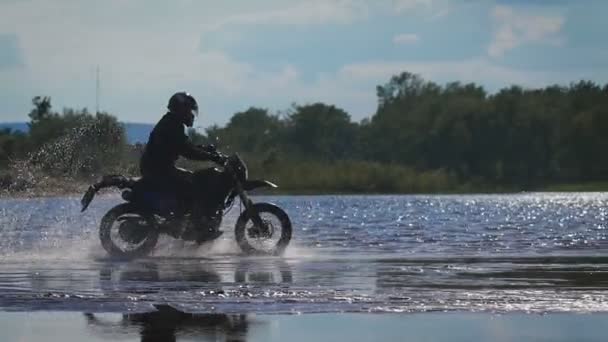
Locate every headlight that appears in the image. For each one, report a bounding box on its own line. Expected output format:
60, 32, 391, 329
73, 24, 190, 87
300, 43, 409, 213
237, 159, 248, 181
230, 154, 248, 181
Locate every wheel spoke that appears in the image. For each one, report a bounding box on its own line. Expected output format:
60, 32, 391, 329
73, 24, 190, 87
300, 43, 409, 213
244, 212, 283, 253
235, 203, 292, 255
99, 204, 159, 258
111, 214, 146, 252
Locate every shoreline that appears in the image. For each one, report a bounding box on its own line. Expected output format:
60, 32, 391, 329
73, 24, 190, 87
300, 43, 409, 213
2, 185, 608, 199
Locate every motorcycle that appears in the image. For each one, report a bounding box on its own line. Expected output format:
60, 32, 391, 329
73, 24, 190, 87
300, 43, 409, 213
80, 152, 292, 258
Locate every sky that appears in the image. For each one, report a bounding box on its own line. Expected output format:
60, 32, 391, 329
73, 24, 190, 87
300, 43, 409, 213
1, 0, 607, 127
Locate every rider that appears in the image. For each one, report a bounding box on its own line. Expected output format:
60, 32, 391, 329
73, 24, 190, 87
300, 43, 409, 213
139, 92, 226, 238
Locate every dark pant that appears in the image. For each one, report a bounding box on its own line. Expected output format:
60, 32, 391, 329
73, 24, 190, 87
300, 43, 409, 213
141, 167, 195, 211
141, 167, 219, 234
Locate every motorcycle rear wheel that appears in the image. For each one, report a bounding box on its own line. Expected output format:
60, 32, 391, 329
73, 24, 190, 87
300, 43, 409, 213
99, 203, 159, 259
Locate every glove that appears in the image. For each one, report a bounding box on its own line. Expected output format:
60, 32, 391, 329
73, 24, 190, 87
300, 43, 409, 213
211, 152, 228, 165
200, 144, 216, 153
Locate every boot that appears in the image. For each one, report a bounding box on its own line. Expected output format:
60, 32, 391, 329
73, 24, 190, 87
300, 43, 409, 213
191, 205, 223, 243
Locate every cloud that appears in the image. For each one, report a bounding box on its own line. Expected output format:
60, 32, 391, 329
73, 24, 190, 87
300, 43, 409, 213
0, 0, 319, 121
207, 0, 369, 31
392, 0, 449, 19
393, 33, 420, 45
337, 58, 541, 89
393, 0, 432, 13
0, 1, 365, 117
429, 7, 449, 20
488, 5, 565, 57
0, 0, 369, 91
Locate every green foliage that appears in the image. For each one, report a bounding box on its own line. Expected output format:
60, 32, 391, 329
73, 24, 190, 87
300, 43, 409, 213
284, 103, 357, 160
260, 159, 457, 194
198, 107, 282, 155
0, 128, 29, 168
363, 74, 608, 188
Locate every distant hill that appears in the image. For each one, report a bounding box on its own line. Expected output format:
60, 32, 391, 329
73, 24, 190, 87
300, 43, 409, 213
122, 123, 153, 144
0, 122, 154, 144
0, 122, 28, 133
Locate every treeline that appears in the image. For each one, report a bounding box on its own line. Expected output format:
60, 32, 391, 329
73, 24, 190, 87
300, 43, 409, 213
2, 71, 608, 194
187, 72, 608, 191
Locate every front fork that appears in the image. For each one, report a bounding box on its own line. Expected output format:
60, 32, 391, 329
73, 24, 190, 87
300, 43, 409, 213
235, 182, 253, 212
235, 182, 268, 237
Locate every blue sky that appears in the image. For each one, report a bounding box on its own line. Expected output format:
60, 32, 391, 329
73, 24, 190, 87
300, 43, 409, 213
0, 0, 607, 127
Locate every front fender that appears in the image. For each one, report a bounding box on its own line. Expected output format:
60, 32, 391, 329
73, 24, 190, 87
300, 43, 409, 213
243, 180, 278, 191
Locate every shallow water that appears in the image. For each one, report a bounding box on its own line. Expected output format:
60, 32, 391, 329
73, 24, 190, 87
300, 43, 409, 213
0, 193, 607, 313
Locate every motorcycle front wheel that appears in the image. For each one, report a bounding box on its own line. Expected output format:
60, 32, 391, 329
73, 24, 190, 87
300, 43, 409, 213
234, 202, 292, 256
99, 203, 159, 259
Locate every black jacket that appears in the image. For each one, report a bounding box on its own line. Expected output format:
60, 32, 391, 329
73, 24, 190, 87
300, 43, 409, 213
140, 112, 216, 175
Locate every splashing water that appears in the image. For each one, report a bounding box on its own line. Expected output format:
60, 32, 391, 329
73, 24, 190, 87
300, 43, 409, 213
2, 117, 128, 197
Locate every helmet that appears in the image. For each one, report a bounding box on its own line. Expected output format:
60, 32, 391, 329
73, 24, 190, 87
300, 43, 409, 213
167, 92, 198, 127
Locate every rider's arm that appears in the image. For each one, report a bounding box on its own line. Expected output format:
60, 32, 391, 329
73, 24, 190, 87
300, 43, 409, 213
178, 132, 225, 164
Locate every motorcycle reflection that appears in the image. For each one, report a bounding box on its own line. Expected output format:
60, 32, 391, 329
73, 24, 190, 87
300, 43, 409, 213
87, 259, 293, 341
84, 304, 252, 342
98, 260, 221, 295
97, 258, 294, 294
234, 259, 293, 284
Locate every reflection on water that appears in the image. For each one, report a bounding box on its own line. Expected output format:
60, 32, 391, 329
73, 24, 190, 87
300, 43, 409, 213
375, 256, 608, 290
96, 257, 293, 296
84, 305, 252, 342
3, 310, 608, 342
98, 259, 222, 295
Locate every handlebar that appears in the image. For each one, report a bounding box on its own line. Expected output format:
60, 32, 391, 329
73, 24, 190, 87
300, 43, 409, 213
196, 144, 227, 164
198, 144, 217, 153
216, 152, 229, 165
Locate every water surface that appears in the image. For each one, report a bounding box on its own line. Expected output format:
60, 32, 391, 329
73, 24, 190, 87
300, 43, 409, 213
0, 193, 606, 313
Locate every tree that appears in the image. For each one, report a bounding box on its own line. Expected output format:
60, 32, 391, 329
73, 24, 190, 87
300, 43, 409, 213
217, 107, 282, 154
0, 128, 28, 168
285, 103, 357, 160
28, 96, 52, 124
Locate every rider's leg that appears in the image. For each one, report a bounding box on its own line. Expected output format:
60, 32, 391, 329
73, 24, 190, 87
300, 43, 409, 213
183, 168, 223, 242
172, 167, 193, 197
